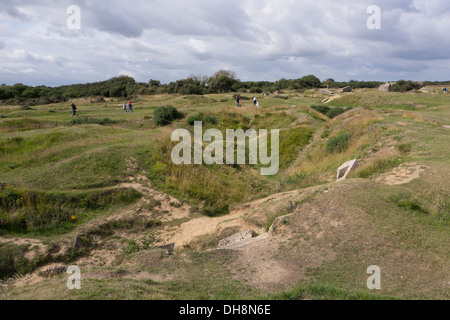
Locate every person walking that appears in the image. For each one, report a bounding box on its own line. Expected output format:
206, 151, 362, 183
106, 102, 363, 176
71, 103, 78, 117
122, 103, 128, 113
128, 101, 134, 113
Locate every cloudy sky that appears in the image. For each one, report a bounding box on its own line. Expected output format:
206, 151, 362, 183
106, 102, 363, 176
0, 0, 449, 86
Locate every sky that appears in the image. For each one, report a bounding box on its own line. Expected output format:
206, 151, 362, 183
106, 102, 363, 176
0, 0, 449, 87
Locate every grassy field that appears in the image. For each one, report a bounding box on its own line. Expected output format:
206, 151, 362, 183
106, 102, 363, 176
0, 87, 449, 300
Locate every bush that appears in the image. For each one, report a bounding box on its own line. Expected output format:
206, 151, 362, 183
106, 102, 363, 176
326, 107, 352, 119
391, 80, 422, 93
311, 105, 330, 115
311, 105, 352, 119
187, 113, 204, 126
326, 133, 351, 153
153, 105, 182, 126
204, 114, 219, 125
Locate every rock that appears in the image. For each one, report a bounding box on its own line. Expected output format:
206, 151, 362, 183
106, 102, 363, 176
338, 86, 352, 93
337, 159, 359, 181
219, 230, 256, 248
158, 243, 175, 255
319, 89, 334, 95
379, 83, 392, 92
73, 236, 84, 252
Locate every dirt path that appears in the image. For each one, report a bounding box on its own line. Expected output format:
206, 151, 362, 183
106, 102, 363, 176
321, 94, 342, 104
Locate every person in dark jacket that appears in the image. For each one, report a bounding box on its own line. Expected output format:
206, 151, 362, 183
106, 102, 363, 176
71, 103, 78, 117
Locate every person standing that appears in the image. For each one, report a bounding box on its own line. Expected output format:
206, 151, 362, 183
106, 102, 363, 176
253, 96, 257, 106
256, 100, 260, 108
236, 96, 240, 108
71, 103, 78, 117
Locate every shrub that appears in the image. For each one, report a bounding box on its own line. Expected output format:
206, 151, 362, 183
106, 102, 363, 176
154, 105, 182, 126
311, 105, 330, 115
204, 114, 219, 125
187, 113, 203, 126
311, 105, 352, 119
326, 107, 352, 119
326, 133, 351, 153
391, 80, 422, 93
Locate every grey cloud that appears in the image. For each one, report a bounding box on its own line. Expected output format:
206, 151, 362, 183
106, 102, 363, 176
0, 0, 449, 86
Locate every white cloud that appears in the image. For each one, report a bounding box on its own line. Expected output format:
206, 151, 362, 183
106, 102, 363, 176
0, 0, 448, 86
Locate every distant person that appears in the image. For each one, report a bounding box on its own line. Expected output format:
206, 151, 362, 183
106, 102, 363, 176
253, 96, 257, 106
122, 103, 128, 113
71, 103, 78, 117
444, 88, 448, 94
256, 100, 260, 108
128, 101, 134, 113
236, 96, 240, 108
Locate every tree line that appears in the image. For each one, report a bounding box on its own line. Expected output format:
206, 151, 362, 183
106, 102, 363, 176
1, 71, 443, 106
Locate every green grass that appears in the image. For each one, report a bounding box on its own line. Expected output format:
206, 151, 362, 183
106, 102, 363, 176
0, 186, 142, 235
0, 88, 449, 300
271, 282, 398, 300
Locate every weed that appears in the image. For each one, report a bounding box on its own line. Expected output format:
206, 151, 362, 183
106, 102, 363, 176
122, 233, 157, 254
396, 143, 412, 154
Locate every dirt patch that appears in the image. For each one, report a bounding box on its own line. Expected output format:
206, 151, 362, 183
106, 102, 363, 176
227, 237, 302, 292
376, 162, 428, 185
321, 94, 342, 104
160, 190, 302, 249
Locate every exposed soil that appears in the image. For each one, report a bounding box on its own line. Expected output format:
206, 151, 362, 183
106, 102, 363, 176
376, 162, 428, 185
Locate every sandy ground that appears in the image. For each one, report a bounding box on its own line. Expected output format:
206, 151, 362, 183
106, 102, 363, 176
375, 162, 428, 185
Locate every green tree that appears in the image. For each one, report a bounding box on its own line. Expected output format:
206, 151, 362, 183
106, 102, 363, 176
208, 70, 239, 93
298, 75, 322, 88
